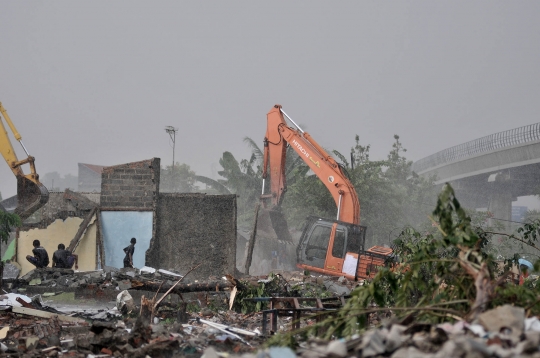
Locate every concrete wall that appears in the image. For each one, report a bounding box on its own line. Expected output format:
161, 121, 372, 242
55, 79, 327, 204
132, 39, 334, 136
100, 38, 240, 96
100, 158, 160, 209
147, 193, 237, 280
17, 216, 97, 275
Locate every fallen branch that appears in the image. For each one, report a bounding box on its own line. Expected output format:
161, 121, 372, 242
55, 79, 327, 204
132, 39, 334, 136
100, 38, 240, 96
130, 280, 233, 294
483, 231, 540, 253
152, 264, 201, 320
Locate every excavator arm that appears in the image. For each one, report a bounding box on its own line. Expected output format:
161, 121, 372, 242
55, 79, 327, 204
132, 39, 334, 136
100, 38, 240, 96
262, 105, 360, 225
258, 104, 391, 280
0, 102, 49, 219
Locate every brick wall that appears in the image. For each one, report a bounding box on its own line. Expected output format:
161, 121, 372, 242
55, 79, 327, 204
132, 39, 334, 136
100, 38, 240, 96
100, 158, 160, 208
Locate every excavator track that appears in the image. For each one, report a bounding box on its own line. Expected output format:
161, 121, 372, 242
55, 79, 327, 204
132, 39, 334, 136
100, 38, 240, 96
15, 176, 49, 220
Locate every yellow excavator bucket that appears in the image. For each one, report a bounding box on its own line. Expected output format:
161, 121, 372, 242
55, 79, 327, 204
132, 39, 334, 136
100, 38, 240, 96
15, 176, 49, 220
0, 102, 49, 220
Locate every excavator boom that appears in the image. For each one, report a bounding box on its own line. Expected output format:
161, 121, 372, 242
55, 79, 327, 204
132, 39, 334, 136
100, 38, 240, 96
262, 105, 360, 224
0, 102, 49, 219
261, 104, 390, 280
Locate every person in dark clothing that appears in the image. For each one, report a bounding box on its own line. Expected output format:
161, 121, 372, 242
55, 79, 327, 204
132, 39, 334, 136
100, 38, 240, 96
123, 238, 136, 268
26, 240, 49, 268
52, 244, 79, 269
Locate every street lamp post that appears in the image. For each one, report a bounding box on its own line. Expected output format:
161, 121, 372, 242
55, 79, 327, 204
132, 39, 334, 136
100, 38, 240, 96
165, 126, 178, 186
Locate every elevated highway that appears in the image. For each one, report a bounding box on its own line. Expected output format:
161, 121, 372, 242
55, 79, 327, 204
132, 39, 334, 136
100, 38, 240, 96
412, 123, 540, 225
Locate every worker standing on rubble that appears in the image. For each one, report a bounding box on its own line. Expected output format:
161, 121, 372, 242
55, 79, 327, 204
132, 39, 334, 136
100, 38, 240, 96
25, 240, 50, 269
123, 237, 136, 268
52, 244, 79, 270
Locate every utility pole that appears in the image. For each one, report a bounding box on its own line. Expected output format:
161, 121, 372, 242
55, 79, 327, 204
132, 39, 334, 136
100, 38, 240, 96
165, 126, 178, 171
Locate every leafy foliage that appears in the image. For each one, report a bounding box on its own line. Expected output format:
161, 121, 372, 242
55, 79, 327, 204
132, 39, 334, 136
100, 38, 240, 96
214, 133, 438, 244
282, 135, 437, 246
0, 211, 20, 245
214, 138, 305, 227
268, 184, 540, 346
233, 273, 335, 314
160, 162, 198, 193
233, 274, 297, 314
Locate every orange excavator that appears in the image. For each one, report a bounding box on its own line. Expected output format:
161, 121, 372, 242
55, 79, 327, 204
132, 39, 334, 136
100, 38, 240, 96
261, 105, 392, 280
0, 102, 49, 220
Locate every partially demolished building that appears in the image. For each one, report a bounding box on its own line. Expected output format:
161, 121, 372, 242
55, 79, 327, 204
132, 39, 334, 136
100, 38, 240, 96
11, 158, 237, 279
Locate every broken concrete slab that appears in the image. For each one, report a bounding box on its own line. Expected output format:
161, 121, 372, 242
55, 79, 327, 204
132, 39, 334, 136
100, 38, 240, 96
140, 266, 156, 275
324, 279, 351, 296
2, 262, 20, 280
116, 290, 135, 314
477, 304, 525, 338
12, 306, 87, 324
117, 280, 132, 291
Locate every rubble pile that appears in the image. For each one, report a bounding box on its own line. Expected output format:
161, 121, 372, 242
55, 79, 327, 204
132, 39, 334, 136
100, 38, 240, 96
0, 266, 539, 357
15, 266, 187, 291
198, 305, 540, 358
289, 306, 540, 358
0, 305, 268, 356
5, 265, 539, 357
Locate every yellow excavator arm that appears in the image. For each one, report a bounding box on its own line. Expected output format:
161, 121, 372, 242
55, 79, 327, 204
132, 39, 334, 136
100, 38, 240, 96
0, 102, 49, 219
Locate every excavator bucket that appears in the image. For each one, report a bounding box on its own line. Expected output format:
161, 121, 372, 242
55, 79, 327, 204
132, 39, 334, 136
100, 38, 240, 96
257, 207, 293, 242
15, 176, 49, 220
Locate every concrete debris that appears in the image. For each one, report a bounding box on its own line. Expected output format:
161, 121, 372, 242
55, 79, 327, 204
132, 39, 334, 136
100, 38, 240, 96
2, 262, 21, 281
116, 290, 135, 314
13, 266, 197, 296
478, 304, 525, 339
139, 266, 156, 275
4, 265, 540, 357
359, 329, 386, 357
323, 279, 351, 296
525, 317, 540, 332
325, 340, 347, 357
158, 268, 183, 279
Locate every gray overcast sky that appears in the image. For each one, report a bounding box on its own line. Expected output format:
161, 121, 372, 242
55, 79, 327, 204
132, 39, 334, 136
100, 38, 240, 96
1, 1, 539, 198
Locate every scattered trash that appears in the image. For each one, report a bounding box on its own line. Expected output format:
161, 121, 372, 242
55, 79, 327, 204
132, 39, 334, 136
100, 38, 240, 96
0, 293, 32, 307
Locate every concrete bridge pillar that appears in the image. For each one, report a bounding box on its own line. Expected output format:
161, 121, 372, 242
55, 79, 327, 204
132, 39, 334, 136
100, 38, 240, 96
488, 190, 512, 230
487, 172, 513, 230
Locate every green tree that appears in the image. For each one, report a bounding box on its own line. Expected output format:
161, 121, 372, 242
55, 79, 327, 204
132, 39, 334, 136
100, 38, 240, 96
283, 135, 437, 246
214, 138, 307, 227
216, 151, 262, 226
0, 211, 21, 287
160, 162, 198, 193
216, 134, 437, 245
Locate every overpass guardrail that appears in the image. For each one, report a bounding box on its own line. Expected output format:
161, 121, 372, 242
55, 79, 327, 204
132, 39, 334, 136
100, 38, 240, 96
412, 122, 540, 173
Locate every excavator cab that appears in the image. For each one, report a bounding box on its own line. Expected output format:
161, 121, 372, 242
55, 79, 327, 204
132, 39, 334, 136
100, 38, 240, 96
297, 216, 391, 280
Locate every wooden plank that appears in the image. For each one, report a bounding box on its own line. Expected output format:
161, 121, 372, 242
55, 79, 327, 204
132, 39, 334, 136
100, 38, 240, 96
95, 209, 106, 269
12, 306, 86, 324
67, 207, 97, 252
244, 203, 260, 275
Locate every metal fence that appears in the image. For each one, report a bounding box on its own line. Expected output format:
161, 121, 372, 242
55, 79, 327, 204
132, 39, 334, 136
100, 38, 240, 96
412, 123, 540, 173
